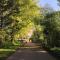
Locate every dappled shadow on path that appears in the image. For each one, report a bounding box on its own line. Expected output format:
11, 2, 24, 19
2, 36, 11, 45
6, 48, 58, 60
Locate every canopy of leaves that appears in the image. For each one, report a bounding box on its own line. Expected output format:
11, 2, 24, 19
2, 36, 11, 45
0, 0, 43, 45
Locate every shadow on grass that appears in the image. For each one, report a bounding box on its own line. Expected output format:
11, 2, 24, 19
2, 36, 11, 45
0, 45, 20, 60
0, 50, 15, 60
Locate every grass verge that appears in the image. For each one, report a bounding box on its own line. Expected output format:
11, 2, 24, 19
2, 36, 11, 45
0, 45, 19, 60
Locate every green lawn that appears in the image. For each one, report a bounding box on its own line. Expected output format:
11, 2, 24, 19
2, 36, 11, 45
0, 45, 19, 60
0, 49, 15, 60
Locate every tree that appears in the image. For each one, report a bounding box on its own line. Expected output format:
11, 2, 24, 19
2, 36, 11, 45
57, 0, 60, 6
0, 0, 42, 45
40, 3, 54, 16
42, 11, 60, 47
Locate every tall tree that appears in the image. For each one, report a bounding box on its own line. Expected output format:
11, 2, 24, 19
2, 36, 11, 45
43, 11, 60, 47
40, 3, 54, 16
0, 0, 42, 45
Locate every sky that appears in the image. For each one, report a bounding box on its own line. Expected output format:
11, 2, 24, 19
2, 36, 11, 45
38, 0, 60, 11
